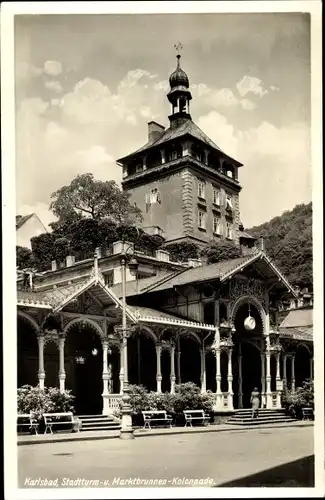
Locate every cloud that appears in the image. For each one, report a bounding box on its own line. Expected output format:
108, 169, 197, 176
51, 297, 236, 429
43, 60, 62, 77
240, 98, 256, 111
44, 80, 63, 93
197, 110, 311, 226
270, 85, 280, 92
16, 62, 43, 81
236, 76, 268, 98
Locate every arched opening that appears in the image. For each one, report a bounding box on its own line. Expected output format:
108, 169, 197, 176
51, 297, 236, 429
65, 323, 103, 415
295, 344, 312, 387
17, 316, 38, 387
220, 350, 228, 393
208, 152, 219, 170
206, 349, 216, 392
165, 143, 182, 162
232, 301, 264, 408
127, 333, 156, 391
161, 349, 171, 393
179, 336, 200, 387
190, 143, 205, 163
146, 150, 161, 169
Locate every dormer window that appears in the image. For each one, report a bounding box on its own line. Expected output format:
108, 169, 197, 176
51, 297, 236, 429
197, 180, 206, 199
227, 169, 233, 178
171, 150, 178, 160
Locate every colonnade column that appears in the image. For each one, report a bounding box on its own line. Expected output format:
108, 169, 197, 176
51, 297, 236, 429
119, 343, 124, 394
283, 354, 287, 388
156, 343, 162, 393
266, 350, 272, 408
291, 355, 295, 391
238, 342, 243, 409
37, 333, 45, 390
215, 347, 222, 408
170, 345, 176, 394
275, 351, 281, 408
58, 335, 66, 393
227, 348, 234, 410
260, 352, 266, 408
176, 339, 181, 384
102, 340, 110, 415
200, 347, 207, 393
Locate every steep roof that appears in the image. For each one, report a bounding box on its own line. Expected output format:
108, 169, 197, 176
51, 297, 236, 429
16, 214, 34, 230
117, 119, 242, 164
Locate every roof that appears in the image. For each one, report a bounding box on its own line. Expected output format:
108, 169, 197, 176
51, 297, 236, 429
16, 214, 34, 230
279, 308, 313, 328
136, 250, 298, 298
127, 305, 214, 331
239, 231, 257, 241
117, 120, 229, 163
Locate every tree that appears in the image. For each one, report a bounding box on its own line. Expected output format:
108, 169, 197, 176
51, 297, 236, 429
49, 173, 143, 226
201, 241, 242, 264
30, 233, 56, 271
165, 242, 200, 262
249, 202, 312, 288
16, 246, 33, 270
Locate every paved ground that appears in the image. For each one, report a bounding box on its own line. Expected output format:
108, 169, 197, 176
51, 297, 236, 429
18, 425, 314, 488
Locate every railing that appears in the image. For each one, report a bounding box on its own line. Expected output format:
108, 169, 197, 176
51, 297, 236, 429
106, 394, 123, 410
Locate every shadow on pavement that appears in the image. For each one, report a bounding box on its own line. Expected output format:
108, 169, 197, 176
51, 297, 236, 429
217, 455, 314, 487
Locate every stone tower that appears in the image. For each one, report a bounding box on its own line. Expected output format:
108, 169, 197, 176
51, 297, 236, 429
117, 53, 243, 247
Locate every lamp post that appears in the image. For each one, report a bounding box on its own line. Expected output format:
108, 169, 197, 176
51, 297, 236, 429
118, 249, 138, 440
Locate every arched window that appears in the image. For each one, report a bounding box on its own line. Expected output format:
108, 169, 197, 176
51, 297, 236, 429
165, 143, 182, 162
224, 162, 234, 178
190, 143, 205, 163
146, 150, 161, 169
208, 152, 218, 169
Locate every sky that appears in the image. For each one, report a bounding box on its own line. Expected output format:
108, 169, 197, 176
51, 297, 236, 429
14, 12, 311, 229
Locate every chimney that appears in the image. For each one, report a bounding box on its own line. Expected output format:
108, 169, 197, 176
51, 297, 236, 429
148, 121, 165, 144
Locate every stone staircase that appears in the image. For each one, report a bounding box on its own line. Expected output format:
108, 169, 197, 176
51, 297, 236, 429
77, 414, 121, 432
226, 408, 296, 426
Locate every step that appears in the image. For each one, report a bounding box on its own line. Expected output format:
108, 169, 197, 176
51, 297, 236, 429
80, 425, 121, 432
229, 414, 289, 420
77, 417, 116, 423
226, 418, 296, 426
81, 421, 119, 428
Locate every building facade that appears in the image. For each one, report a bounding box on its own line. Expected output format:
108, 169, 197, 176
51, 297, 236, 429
16, 54, 313, 417
117, 55, 242, 246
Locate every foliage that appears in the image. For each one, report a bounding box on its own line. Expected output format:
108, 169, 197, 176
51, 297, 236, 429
16, 246, 33, 270
125, 383, 214, 417
30, 233, 56, 271
173, 382, 215, 413
200, 240, 242, 264
165, 242, 200, 262
281, 379, 314, 419
249, 203, 312, 288
53, 237, 71, 262
17, 385, 75, 421
49, 173, 143, 226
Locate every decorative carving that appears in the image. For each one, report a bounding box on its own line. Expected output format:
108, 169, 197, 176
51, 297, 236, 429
229, 277, 267, 309
43, 330, 60, 347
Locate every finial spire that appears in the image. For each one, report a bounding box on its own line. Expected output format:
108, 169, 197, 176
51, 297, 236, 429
174, 42, 183, 67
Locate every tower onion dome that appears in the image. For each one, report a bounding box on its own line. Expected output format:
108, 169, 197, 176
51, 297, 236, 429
169, 54, 189, 89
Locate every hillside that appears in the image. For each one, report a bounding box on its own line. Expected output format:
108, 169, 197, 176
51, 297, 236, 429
248, 203, 313, 288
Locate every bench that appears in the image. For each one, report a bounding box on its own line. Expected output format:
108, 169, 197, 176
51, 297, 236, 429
183, 410, 210, 427
302, 407, 314, 421
43, 412, 76, 434
17, 414, 39, 435
142, 410, 173, 430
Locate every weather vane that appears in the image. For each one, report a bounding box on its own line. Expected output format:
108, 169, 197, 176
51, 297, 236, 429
174, 42, 183, 56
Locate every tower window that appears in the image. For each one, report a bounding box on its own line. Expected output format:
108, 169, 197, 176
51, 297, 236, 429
213, 216, 221, 235
226, 222, 233, 240
197, 180, 206, 199
225, 195, 233, 211
198, 209, 206, 230
213, 188, 221, 205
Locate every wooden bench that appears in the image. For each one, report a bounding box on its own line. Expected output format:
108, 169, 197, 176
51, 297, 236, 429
43, 412, 76, 434
183, 410, 210, 427
302, 407, 314, 421
17, 414, 39, 435
142, 410, 173, 430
